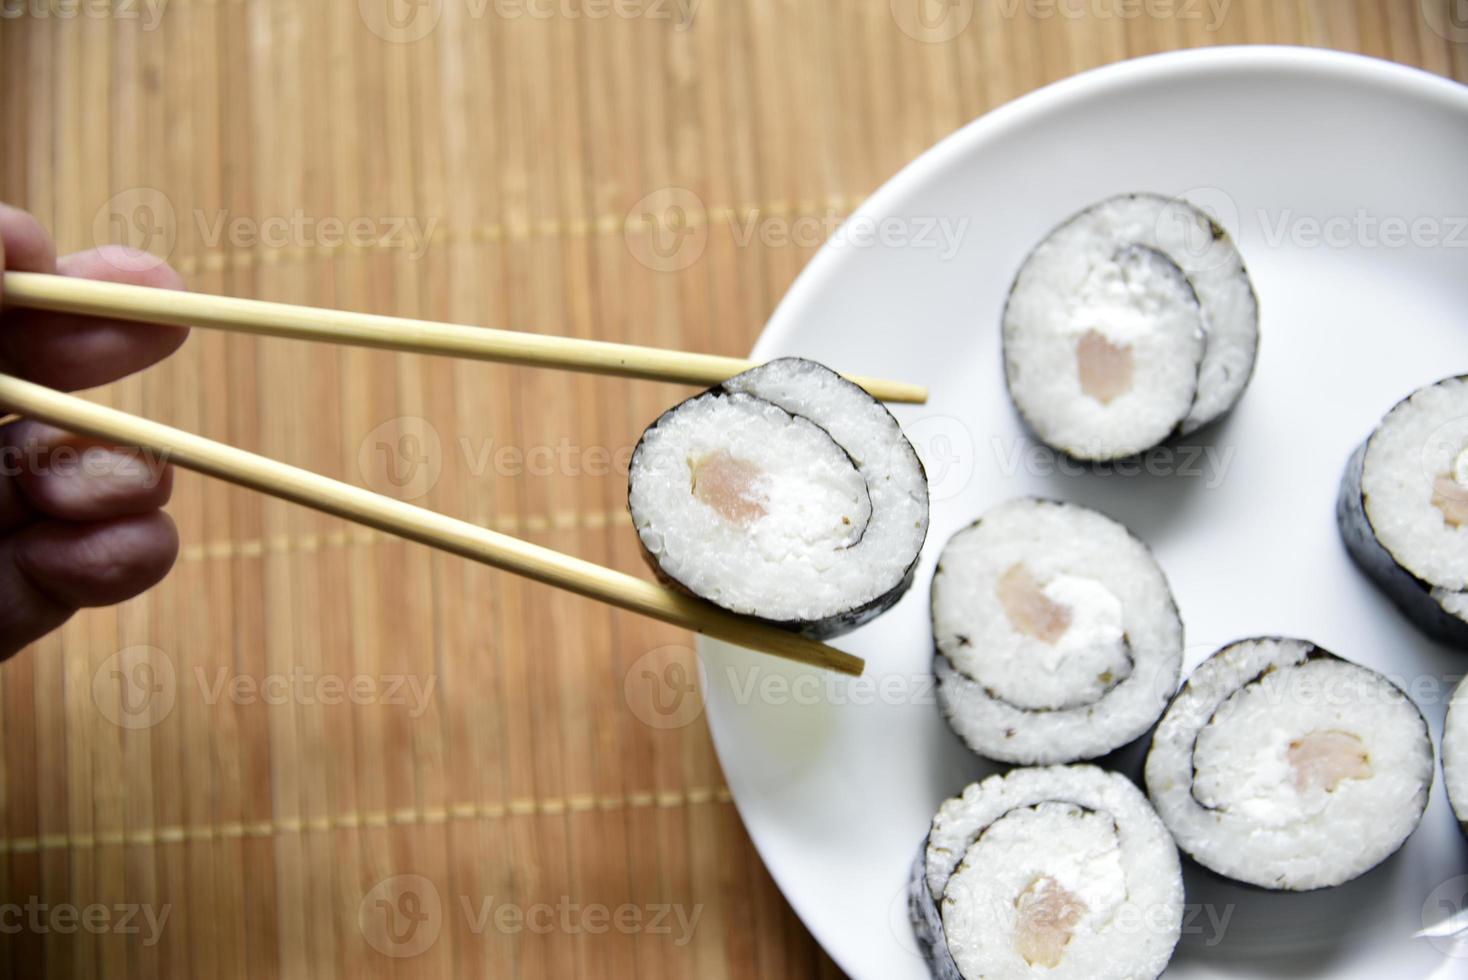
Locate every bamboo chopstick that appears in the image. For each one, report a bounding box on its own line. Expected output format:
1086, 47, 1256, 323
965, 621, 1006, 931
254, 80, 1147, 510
0, 373, 864, 676
0, 272, 928, 404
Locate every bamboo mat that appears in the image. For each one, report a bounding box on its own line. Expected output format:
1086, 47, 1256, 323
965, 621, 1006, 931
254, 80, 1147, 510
0, 2, 1464, 977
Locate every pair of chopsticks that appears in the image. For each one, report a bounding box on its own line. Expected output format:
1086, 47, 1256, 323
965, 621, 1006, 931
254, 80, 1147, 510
0, 272, 930, 677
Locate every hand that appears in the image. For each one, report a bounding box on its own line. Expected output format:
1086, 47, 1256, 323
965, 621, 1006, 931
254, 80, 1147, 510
0, 202, 189, 660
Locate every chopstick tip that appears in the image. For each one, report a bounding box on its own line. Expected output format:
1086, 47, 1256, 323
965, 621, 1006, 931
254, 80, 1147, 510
844, 373, 928, 405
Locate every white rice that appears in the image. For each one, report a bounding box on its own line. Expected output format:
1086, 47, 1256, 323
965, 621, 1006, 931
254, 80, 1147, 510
933, 499, 1182, 764
1003, 193, 1258, 460
1360, 376, 1468, 591
1445, 676, 1468, 829
1145, 637, 1433, 890
629, 358, 928, 632
914, 766, 1182, 980
1439, 590, 1468, 620
1144, 195, 1259, 432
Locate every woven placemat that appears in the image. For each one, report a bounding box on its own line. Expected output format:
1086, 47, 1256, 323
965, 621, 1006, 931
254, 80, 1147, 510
0, 2, 1463, 976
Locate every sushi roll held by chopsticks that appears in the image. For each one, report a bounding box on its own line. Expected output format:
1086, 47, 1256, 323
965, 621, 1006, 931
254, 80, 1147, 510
628, 357, 930, 638
0, 273, 937, 677
1003, 193, 1259, 461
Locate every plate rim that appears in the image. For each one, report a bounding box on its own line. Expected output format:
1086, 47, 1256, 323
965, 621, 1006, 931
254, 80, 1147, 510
701, 44, 1468, 980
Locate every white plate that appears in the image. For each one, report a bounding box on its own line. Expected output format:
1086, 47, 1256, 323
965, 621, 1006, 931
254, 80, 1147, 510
699, 47, 1468, 980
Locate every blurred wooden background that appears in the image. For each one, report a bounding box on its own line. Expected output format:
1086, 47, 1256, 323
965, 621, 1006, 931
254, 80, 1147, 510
0, 1, 1463, 977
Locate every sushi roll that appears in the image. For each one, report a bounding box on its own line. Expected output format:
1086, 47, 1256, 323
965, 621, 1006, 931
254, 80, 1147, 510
628, 357, 929, 638
1145, 637, 1433, 891
1338, 375, 1468, 646
910, 765, 1183, 980
932, 498, 1183, 764
1003, 193, 1259, 461
1445, 677, 1468, 836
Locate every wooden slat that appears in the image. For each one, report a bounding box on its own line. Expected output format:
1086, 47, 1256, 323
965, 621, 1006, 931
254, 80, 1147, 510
0, 3, 1459, 977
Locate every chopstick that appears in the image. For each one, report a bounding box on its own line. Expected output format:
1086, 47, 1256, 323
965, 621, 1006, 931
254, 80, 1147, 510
0, 373, 865, 677
0, 272, 928, 405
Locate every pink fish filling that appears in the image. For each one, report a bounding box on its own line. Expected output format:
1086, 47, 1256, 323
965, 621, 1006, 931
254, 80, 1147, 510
1287, 730, 1372, 793
997, 564, 1071, 644
1014, 876, 1087, 969
690, 450, 767, 525
1076, 329, 1135, 405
